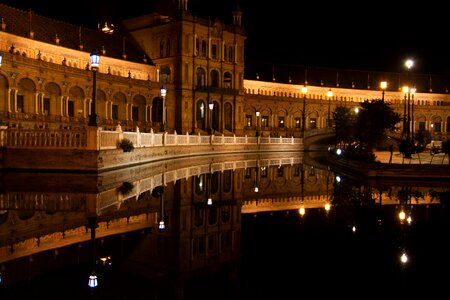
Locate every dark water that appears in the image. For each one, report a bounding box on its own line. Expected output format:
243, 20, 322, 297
1, 154, 450, 299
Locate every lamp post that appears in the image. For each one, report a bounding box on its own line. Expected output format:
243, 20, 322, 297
411, 87, 416, 147
160, 86, 167, 132
88, 52, 100, 126
326, 89, 333, 128
301, 86, 308, 137
380, 81, 387, 102
404, 59, 414, 158
255, 111, 260, 137
208, 101, 214, 135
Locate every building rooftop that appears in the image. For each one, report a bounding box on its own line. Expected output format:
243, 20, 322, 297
0, 4, 153, 65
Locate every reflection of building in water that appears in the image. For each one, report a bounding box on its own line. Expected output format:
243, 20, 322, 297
0, 152, 446, 291
242, 161, 332, 214
0, 152, 303, 289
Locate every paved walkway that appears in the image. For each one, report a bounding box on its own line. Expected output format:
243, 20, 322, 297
375, 151, 449, 165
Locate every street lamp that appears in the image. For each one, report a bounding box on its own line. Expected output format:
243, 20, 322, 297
411, 87, 416, 146
380, 81, 387, 102
255, 111, 260, 137
301, 86, 308, 137
160, 86, 167, 132
326, 89, 333, 128
208, 101, 214, 135
88, 52, 100, 126
404, 59, 414, 158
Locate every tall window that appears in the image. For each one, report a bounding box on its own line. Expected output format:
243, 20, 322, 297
112, 104, 119, 120
225, 102, 232, 131
212, 44, 217, 59
278, 116, 285, 128
195, 38, 200, 56
166, 38, 171, 57
132, 107, 139, 121
68, 100, 74, 117
246, 115, 252, 127
43, 98, 50, 115
196, 68, 206, 88
201, 40, 207, 57
295, 117, 301, 128
224, 72, 232, 88
17, 95, 24, 113
211, 70, 219, 87
261, 116, 268, 127
160, 66, 171, 84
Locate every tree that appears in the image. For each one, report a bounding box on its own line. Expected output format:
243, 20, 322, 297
356, 100, 401, 153
333, 106, 357, 148
333, 99, 401, 160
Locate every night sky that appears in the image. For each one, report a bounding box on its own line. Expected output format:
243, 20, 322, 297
3, 0, 450, 75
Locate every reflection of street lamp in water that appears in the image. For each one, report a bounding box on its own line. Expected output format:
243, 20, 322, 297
87, 216, 98, 289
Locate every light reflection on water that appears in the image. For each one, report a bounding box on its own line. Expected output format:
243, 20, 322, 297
0, 151, 449, 299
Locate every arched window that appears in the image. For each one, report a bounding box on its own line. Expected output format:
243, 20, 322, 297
196, 100, 206, 130
196, 67, 206, 88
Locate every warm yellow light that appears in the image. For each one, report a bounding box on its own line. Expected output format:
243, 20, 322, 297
410, 87, 416, 94
402, 86, 409, 94
299, 206, 305, 216
327, 89, 333, 98
380, 81, 387, 90
399, 210, 406, 221
301, 86, 308, 94
405, 59, 414, 70
400, 252, 408, 264
324, 203, 331, 211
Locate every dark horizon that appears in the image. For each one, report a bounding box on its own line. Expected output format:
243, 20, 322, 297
2, 0, 449, 75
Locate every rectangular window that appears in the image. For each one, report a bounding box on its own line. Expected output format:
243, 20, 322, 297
17, 95, 24, 113
418, 122, 426, 131
246, 115, 252, 127
261, 167, 268, 178
278, 116, 285, 128
293, 166, 301, 177
112, 104, 119, 120
132, 107, 139, 121
261, 116, 269, 127
277, 167, 284, 177
68, 100, 74, 117
212, 44, 217, 59
43, 98, 50, 115
244, 168, 251, 179
294, 117, 301, 128
309, 118, 317, 129
432, 122, 441, 132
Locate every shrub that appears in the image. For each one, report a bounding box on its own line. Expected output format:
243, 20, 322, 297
118, 138, 134, 152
